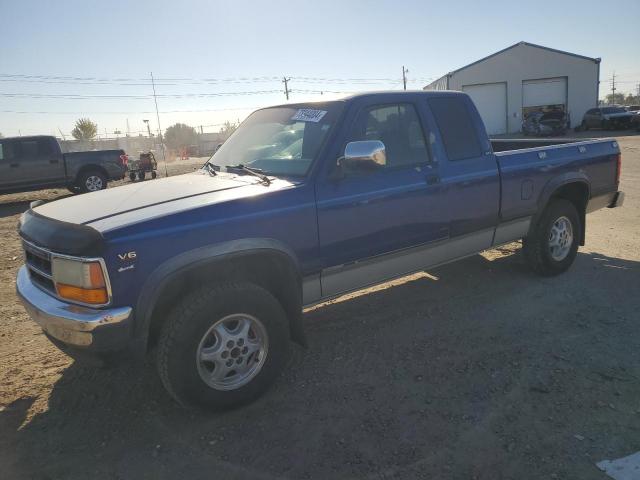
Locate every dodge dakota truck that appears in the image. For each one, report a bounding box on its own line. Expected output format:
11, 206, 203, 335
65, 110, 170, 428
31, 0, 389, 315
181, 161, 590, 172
16, 91, 624, 410
0, 135, 127, 194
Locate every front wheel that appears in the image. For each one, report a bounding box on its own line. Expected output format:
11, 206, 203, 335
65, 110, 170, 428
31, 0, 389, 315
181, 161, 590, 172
523, 199, 580, 276
157, 282, 290, 410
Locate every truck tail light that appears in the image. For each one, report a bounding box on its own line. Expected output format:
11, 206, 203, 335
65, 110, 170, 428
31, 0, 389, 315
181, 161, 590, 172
615, 153, 621, 184
52, 258, 109, 305
119, 154, 129, 167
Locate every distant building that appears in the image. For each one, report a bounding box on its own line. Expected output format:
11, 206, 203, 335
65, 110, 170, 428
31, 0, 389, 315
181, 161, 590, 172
424, 41, 600, 134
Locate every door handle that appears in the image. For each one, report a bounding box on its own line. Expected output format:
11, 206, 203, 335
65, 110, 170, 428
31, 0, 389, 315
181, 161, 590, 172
425, 174, 440, 185
49, 159, 59, 164
10, 163, 19, 168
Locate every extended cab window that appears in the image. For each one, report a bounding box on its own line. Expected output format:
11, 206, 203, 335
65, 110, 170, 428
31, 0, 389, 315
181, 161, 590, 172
347, 103, 429, 168
429, 96, 482, 161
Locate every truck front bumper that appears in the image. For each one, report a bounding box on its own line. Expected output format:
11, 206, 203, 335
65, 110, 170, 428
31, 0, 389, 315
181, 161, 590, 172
16, 266, 133, 352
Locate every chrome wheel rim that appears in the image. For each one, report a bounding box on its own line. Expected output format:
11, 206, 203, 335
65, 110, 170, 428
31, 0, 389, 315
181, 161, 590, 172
549, 215, 573, 261
85, 175, 103, 191
196, 313, 268, 391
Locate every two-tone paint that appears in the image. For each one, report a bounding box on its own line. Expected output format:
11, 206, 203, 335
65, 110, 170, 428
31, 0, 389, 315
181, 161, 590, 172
16, 91, 623, 356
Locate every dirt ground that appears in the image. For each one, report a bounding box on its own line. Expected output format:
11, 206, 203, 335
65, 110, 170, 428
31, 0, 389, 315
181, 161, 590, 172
1, 135, 639, 480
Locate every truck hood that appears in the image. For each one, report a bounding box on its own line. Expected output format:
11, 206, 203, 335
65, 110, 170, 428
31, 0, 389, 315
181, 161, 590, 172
34, 170, 297, 231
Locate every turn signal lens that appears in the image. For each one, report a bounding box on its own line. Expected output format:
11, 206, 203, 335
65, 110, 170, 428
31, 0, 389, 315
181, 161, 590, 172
51, 257, 109, 305
56, 284, 109, 304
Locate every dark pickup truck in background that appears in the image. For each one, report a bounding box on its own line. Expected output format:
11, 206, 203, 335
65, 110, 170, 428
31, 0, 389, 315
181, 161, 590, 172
0, 135, 127, 194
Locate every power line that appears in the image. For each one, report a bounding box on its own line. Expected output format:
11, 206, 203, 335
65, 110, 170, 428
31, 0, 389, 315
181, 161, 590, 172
0, 106, 262, 115
0, 90, 283, 99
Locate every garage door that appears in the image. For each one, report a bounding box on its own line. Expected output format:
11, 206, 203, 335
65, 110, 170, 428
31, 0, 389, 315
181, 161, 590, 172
462, 83, 507, 135
522, 77, 567, 109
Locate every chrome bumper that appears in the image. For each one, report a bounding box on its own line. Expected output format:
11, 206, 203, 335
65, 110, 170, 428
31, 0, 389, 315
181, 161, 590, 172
16, 266, 132, 347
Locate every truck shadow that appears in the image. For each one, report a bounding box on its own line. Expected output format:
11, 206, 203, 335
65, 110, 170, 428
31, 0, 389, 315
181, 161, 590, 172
4, 249, 640, 479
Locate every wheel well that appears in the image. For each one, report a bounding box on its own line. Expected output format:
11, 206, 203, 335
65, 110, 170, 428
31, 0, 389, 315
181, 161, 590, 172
145, 251, 305, 350
549, 182, 589, 245
76, 165, 108, 183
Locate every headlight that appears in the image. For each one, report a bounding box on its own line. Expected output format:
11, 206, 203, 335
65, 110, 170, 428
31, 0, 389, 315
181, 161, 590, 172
51, 257, 109, 305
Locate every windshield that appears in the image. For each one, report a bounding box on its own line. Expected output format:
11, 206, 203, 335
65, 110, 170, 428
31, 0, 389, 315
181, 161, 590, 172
602, 107, 627, 114
207, 103, 343, 177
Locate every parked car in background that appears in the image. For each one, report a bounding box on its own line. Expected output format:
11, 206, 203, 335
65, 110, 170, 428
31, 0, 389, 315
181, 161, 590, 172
0, 135, 127, 194
623, 105, 640, 113
522, 110, 569, 136
16, 91, 624, 410
578, 107, 634, 131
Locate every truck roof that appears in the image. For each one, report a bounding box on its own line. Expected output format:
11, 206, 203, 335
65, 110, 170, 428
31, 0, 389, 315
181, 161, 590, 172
266, 90, 466, 109
0, 134, 57, 142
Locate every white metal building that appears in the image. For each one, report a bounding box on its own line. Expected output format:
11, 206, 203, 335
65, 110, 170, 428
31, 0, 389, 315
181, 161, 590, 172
424, 42, 600, 135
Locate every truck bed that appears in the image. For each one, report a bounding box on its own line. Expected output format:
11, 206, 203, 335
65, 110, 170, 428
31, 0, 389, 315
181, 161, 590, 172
492, 137, 620, 223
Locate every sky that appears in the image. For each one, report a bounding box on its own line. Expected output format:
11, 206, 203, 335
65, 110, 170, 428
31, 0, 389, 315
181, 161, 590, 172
1, 0, 639, 138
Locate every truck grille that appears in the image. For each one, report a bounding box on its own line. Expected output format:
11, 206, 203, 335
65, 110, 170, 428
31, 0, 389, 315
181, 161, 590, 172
22, 240, 56, 294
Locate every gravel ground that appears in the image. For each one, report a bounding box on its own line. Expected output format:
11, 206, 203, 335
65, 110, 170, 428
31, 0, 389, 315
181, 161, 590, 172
1, 136, 639, 480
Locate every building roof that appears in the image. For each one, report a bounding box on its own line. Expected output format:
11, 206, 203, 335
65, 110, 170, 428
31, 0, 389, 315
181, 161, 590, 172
425, 41, 601, 90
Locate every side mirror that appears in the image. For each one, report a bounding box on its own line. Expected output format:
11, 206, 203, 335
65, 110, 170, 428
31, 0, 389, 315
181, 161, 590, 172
340, 140, 387, 171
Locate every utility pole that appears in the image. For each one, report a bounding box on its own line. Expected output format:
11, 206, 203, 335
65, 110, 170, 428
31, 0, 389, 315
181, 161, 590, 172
611, 72, 616, 105
402, 66, 408, 91
200, 125, 204, 134
126, 118, 131, 137
150, 72, 169, 178
282, 76, 291, 100
57, 127, 66, 141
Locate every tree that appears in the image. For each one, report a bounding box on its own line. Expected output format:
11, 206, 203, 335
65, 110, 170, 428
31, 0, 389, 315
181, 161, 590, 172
219, 120, 238, 140
164, 123, 198, 150
71, 118, 98, 140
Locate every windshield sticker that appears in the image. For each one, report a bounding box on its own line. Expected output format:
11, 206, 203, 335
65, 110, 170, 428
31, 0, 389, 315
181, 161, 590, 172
291, 109, 327, 123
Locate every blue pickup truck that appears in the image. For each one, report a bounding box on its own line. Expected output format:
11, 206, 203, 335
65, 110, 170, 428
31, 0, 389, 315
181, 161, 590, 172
16, 91, 624, 409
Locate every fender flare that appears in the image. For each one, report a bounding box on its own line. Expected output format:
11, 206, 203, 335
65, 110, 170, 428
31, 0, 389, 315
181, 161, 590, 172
531, 173, 591, 243
134, 238, 305, 347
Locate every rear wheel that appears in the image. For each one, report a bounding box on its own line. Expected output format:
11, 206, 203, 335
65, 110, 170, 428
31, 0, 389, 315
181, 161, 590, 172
78, 170, 107, 193
138, 171, 146, 181
129, 172, 137, 181
151, 171, 157, 179
523, 199, 580, 276
157, 282, 290, 410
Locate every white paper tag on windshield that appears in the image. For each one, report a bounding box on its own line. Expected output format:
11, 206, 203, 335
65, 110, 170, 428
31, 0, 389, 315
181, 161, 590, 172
291, 109, 327, 123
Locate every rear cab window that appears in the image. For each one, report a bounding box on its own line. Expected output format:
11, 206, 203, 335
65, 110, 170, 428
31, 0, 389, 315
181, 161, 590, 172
428, 96, 483, 161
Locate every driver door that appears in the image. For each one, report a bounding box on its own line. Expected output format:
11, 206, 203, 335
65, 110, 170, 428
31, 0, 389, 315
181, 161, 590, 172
315, 100, 449, 298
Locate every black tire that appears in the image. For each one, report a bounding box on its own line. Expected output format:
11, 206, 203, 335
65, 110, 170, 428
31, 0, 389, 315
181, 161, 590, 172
67, 184, 80, 194
78, 170, 107, 193
151, 171, 157, 179
138, 171, 146, 181
523, 199, 580, 276
129, 172, 137, 182
157, 282, 290, 410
